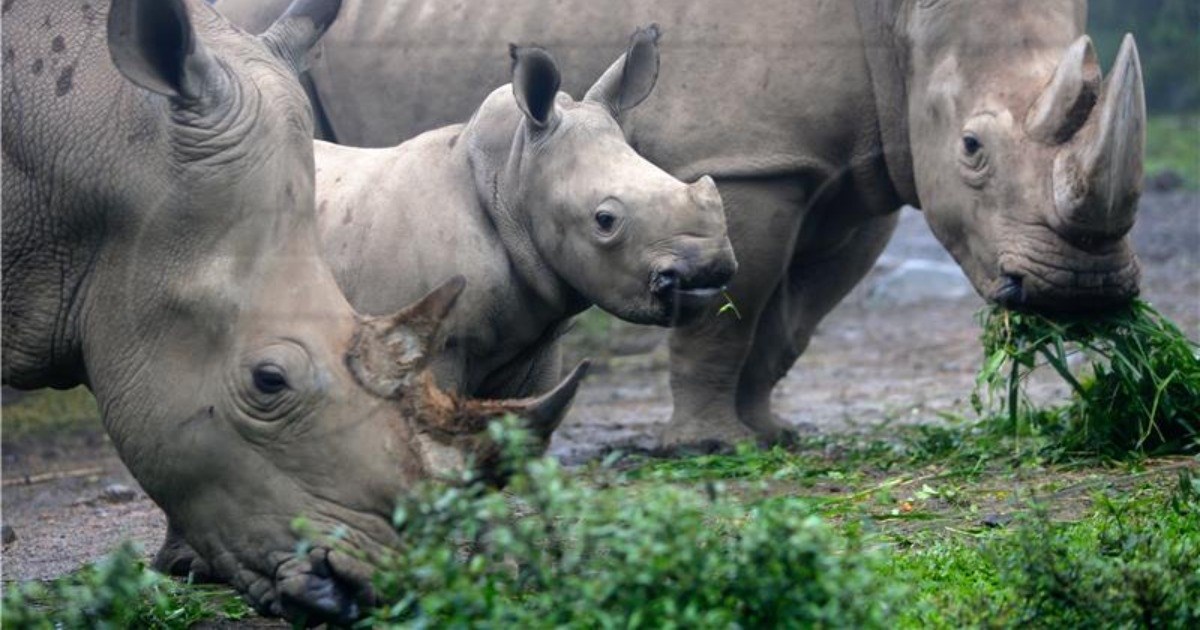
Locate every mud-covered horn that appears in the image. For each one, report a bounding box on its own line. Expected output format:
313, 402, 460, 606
422, 360, 591, 440
1025, 35, 1101, 145
1051, 34, 1145, 239
347, 276, 466, 398
516, 360, 590, 438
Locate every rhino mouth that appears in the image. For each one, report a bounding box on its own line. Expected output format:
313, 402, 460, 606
263, 546, 376, 625
994, 244, 1139, 313
655, 284, 727, 324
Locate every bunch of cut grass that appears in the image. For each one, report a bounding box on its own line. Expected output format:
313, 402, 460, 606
976, 300, 1199, 456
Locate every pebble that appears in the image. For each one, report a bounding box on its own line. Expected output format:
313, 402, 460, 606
2, 524, 16, 545
101, 483, 137, 503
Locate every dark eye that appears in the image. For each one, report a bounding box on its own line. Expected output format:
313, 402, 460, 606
595, 210, 616, 233
252, 363, 289, 395
962, 134, 982, 156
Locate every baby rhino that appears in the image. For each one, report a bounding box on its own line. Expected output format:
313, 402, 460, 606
318, 26, 736, 400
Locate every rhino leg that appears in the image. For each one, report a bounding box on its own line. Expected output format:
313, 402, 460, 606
663, 177, 810, 448
736, 210, 899, 437
153, 521, 215, 583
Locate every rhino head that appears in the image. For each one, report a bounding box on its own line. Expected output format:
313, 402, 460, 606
889, 0, 1144, 312
465, 26, 738, 326
81, 0, 584, 622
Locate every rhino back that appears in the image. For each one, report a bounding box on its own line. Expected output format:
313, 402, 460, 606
292, 0, 878, 182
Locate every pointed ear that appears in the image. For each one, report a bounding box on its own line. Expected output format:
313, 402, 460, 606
347, 276, 466, 398
584, 24, 661, 117
107, 0, 219, 101
260, 0, 343, 72
509, 45, 561, 129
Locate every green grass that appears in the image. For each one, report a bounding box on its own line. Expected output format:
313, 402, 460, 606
4, 424, 1196, 628
0, 542, 252, 629
1, 387, 101, 442
976, 300, 1200, 458
1146, 113, 1200, 189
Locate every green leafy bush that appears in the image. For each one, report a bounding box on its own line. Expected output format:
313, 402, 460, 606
888, 468, 1200, 628
365, 420, 898, 628
1, 542, 248, 629
976, 300, 1200, 457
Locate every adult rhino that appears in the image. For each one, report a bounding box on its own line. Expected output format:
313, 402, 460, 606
1, 0, 584, 622
316, 27, 735, 403
218, 0, 1146, 447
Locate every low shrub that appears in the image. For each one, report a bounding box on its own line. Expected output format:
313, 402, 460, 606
365, 420, 899, 628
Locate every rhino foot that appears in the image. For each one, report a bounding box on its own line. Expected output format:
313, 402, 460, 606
656, 410, 758, 451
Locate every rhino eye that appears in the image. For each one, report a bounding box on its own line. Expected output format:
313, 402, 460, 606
252, 363, 289, 395
962, 134, 983, 157
595, 209, 617, 233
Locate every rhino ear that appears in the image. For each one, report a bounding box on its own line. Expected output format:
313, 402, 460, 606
260, 0, 343, 72
584, 24, 661, 117
107, 0, 219, 101
510, 45, 561, 129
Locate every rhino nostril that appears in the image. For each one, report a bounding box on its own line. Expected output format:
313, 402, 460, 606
995, 274, 1026, 307
650, 268, 680, 295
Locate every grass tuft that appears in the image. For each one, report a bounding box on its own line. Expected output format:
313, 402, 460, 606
976, 300, 1200, 457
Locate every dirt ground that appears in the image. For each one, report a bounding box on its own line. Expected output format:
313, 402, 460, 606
2, 191, 1197, 585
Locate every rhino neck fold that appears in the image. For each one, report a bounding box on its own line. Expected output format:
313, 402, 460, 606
854, 0, 919, 207
463, 126, 590, 324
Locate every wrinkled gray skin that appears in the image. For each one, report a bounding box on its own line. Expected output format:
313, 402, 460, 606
1, 0, 585, 623
217, 0, 1148, 447
316, 30, 735, 402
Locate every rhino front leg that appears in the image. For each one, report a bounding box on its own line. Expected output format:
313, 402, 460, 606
736, 209, 899, 437
153, 520, 215, 582
663, 177, 810, 448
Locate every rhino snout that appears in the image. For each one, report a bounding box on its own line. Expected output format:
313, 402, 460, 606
269, 547, 375, 625
650, 258, 735, 298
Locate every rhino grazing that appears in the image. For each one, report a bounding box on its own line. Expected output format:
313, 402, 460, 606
315, 27, 735, 401
217, 0, 1150, 448
2, 0, 584, 622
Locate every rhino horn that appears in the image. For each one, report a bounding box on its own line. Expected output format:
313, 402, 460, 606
346, 276, 466, 398
1025, 35, 1101, 145
1051, 34, 1145, 240
433, 360, 591, 438
508, 360, 590, 438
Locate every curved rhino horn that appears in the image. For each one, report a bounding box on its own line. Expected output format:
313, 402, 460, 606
511, 360, 591, 438
426, 360, 591, 438
1051, 34, 1145, 240
347, 276, 466, 398
1025, 35, 1101, 145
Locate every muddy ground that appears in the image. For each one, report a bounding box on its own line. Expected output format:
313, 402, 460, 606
2, 191, 1197, 585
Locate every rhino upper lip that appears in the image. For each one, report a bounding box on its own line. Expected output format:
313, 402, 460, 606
673, 286, 724, 298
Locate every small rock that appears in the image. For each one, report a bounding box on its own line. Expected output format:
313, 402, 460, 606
981, 513, 1010, 529
865, 259, 973, 307
101, 483, 137, 503
2, 524, 16, 545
